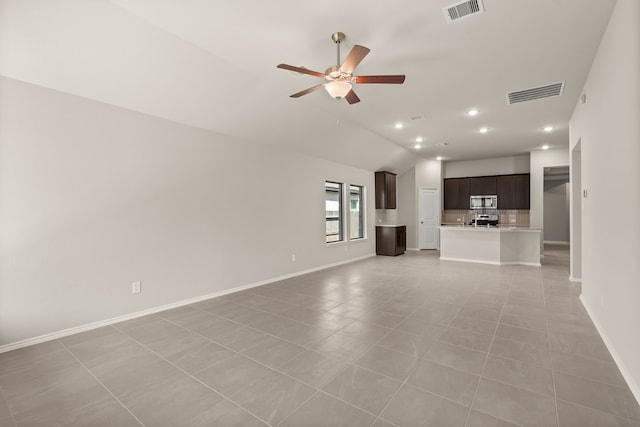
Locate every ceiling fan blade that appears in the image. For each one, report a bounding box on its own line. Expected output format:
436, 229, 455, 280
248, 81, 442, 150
290, 83, 325, 98
340, 45, 370, 74
345, 89, 360, 105
277, 64, 326, 78
355, 75, 406, 84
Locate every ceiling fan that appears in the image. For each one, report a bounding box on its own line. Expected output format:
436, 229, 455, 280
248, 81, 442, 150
277, 32, 405, 105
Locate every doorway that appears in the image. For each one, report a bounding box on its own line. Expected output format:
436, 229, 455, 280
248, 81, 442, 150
570, 141, 582, 281
418, 188, 439, 250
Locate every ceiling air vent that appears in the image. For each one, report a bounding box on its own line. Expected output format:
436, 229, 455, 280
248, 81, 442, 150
443, 0, 485, 23
507, 82, 565, 104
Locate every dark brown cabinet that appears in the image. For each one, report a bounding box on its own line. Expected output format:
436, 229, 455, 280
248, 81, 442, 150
376, 226, 406, 256
445, 173, 530, 210
443, 178, 470, 210
496, 174, 530, 209
469, 176, 497, 195
375, 171, 397, 209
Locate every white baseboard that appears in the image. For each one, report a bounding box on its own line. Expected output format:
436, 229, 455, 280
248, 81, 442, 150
0, 253, 375, 354
439, 257, 540, 267
569, 275, 582, 283
406, 247, 420, 251
544, 240, 570, 245
580, 295, 640, 406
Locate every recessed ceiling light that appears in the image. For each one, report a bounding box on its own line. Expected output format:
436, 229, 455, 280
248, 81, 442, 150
395, 123, 404, 129
542, 144, 550, 150
544, 126, 553, 132
468, 109, 479, 116
436, 156, 443, 161
416, 136, 423, 143
414, 144, 422, 149
480, 127, 489, 133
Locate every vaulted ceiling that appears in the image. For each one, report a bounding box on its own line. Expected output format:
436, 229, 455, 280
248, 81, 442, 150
0, 0, 615, 173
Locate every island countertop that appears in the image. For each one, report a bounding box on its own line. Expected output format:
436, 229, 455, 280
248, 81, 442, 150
440, 225, 541, 266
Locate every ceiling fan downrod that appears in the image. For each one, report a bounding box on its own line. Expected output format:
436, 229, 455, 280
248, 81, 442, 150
331, 32, 346, 67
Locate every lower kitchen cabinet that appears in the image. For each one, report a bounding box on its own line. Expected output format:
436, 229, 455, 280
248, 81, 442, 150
376, 225, 406, 256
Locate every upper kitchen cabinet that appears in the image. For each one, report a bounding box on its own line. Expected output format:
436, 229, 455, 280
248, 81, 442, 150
375, 171, 397, 209
469, 176, 497, 195
497, 174, 530, 209
443, 178, 470, 210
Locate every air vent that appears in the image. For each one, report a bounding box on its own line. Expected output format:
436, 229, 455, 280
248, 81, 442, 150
443, 0, 484, 23
410, 114, 424, 121
507, 82, 565, 104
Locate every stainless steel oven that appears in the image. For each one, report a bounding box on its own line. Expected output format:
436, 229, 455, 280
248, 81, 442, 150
470, 195, 498, 209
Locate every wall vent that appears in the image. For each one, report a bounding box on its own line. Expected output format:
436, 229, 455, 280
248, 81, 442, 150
443, 0, 485, 23
506, 82, 565, 104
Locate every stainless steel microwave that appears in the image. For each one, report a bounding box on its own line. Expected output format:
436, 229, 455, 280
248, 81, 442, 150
470, 195, 498, 209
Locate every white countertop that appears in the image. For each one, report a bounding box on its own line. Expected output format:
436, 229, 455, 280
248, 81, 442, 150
376, 224, 406, 227
440, 225, 541, 232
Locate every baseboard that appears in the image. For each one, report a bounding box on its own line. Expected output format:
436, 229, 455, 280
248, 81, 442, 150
544, 240, 570, 245
569, 275, 582, 283
0, 253, 375, 354
439, 256, 540, 267
439, 256, 501, 266
580, 295, 640, 406
406, 247, 420, 251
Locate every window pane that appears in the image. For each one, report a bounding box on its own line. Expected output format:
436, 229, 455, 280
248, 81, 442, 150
349, 185, 364, 239
326, 181, 343, 243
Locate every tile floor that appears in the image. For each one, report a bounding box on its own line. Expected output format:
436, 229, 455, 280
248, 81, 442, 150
1, 245, 639, 426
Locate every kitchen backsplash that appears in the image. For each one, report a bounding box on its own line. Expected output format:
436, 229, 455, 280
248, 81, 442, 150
442, 210, 530, 226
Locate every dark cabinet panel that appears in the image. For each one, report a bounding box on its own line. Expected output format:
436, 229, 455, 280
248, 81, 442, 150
496, 175, 513, 209
496, 174, 530, 209
375, 171, 397, 209
469, 176, 497, 195
376, 226, 406, 256
443, 178, 470, 210
447, 174, 530, 210
512, 174, 530, 209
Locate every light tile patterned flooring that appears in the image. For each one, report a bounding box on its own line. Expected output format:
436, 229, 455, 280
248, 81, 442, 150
1, 245, 639, 426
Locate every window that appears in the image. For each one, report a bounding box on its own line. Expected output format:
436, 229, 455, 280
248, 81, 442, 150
349, 185, 364, 239
325, 181, 343, 243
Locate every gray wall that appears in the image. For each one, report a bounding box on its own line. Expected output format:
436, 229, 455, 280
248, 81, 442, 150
543, 180, 570, 243
570, 0, 640, 402
0, 77, 376, 347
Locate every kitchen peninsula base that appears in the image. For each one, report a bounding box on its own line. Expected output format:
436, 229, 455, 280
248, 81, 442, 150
440, 226, 541, 266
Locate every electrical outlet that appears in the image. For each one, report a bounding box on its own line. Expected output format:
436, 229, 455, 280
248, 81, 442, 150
132, 281, 141, 294
291, 254, 296, 262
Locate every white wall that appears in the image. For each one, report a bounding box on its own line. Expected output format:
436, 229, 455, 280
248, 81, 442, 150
543, 180, 570, 243
0, 77, 376, 347
395, 159, 442, 250
397, 167, 417, 249
570, 0, 640, 402
529, 149, 569, 229
444, 155, 530, 178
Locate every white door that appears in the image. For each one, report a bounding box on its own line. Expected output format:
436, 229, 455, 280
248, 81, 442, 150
419, 188, 439, 249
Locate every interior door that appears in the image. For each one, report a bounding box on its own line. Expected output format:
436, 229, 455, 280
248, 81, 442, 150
419, 188, 439, 249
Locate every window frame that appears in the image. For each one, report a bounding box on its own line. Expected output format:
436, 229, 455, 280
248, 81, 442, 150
325, 180, 344, 244
348, 184, 365, 240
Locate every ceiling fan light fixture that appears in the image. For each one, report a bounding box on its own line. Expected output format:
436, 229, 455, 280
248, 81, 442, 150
325, 81, 352, 99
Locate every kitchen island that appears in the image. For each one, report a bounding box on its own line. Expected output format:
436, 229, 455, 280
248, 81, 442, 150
440, 225, 542, 266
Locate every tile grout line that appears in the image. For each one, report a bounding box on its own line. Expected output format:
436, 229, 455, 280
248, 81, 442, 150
0, 379, 19, 427
120, 313, 402, 426
461, 268, 513, 427
110, 323, 276, 426
57, 339, 147, 427
541, 270, 562, 427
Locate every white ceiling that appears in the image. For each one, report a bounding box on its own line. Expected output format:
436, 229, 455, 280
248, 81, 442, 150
0, 0, 615, 173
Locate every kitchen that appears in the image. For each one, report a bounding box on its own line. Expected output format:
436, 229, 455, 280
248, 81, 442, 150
376, 152, 568, 267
